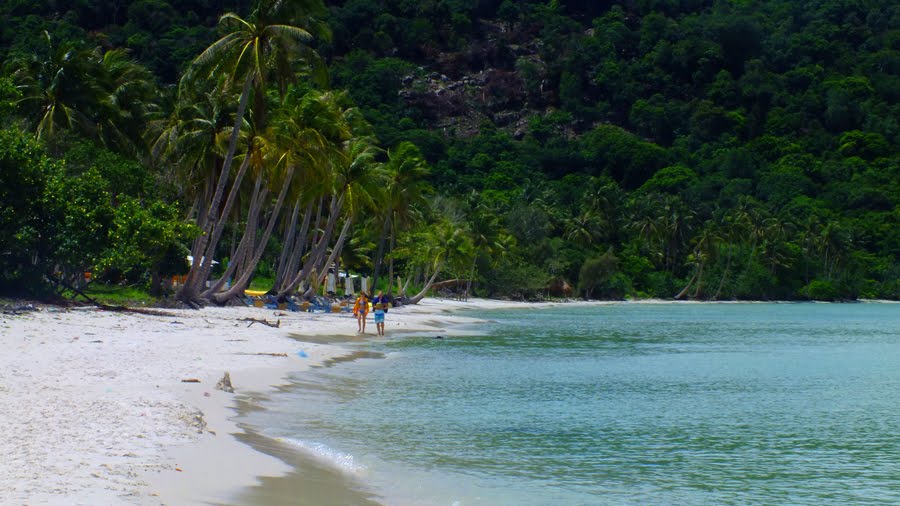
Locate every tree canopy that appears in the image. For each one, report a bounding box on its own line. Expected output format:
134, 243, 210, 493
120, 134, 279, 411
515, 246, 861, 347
0, 0, 896, 302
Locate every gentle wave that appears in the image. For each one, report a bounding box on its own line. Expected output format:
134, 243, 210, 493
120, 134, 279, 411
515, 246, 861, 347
277, 436, 368, 475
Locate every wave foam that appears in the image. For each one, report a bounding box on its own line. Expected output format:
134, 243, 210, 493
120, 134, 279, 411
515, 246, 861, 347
277, 437, 367, 475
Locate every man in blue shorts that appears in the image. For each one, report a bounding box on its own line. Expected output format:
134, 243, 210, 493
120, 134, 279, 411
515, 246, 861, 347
372, 290, 387, 336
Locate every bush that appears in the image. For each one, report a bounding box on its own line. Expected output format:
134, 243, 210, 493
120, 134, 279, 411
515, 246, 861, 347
799, 279, 838, 301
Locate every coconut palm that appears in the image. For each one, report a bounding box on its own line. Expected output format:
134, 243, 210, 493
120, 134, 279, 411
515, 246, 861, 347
10, 32, 103, 143
177, 0, 329, 304
373, 141, 432, 293
272, 91, 364, 298
675, 224, 719, 299
95, 48, 159, 156
403, 219, 475, 304
299, 134, 383, 300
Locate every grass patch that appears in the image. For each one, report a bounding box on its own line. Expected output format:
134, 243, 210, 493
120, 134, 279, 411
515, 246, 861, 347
66, 283, 159, 306
248, 276, 274, 292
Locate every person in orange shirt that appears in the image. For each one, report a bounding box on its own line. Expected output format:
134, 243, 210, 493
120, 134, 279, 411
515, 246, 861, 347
353, 292, 369, 334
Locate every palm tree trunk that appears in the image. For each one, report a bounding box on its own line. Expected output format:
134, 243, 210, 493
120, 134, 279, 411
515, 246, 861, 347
302, 217, 352, 299
674, 269, 698, 300
212, 165, 294, 304
279, 201, 313, 293
692, 264, 705, 299
193, 154, 252, 293
203, 170, 265, 298
408, 260, 446, 304
207, 224, 253, 296
713, 251, 731, 300
386, 228, 396, 296
180, 74, 253, 304
373, 210, 391, 290
274, 198, 301, 290
399, 276, 411, 297
279, 193, 343, 297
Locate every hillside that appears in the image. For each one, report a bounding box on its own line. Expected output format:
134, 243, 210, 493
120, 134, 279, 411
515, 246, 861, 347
0, 0, 897, 301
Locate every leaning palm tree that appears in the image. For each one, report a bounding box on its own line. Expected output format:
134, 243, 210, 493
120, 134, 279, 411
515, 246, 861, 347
298, 134, 383, 300
273, 91, 363, 299
177, 0, 329, 305
150, 81, 236, 218
400, 219, 475, 305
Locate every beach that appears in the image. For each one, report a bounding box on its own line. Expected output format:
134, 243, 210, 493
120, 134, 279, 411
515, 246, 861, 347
0, 298, 530, 505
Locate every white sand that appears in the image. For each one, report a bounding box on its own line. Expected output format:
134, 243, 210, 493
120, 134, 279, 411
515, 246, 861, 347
0, 298, 540, 505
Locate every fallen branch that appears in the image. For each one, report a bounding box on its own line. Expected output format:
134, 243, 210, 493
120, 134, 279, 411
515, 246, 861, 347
181, 378, 201, 383
233, 352, 288, 357
239, 317, 281, 328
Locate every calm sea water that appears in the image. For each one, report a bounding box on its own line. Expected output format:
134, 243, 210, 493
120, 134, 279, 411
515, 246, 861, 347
240, 302, 900, 505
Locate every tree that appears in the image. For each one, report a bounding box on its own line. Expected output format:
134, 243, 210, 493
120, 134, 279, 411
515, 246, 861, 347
176, 0, 328, 305
402, 219, 474, 304
373, 141, 431, 293
10, 32, 101, 143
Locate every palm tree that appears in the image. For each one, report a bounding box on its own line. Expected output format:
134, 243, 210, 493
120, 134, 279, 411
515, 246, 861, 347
177, 0, 328, 304
10, 32, 158, 157
11, 32, 103, 143
464, 194, 513, 298
96, 48, 159, 157
403, 219, 475, 304
150, 81, 238, 228
207, 89, 354, 302
299, 135, 383, 299
273, 91, 364, 299
712, 210, 742, 300
675, 225, 719, 299
564, 209, 606, 248
373, 142, 431, 293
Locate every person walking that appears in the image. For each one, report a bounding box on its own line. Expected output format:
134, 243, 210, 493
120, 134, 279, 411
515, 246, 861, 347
373, 302, 387, 337
372, 291, 387, 337
353, 292, 369, 334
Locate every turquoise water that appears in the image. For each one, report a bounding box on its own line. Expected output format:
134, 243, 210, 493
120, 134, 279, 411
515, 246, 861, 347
242, 302, 900, 505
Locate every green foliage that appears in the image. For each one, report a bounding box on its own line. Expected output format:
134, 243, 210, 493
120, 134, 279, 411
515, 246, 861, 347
580, 125, 670, 189
640, 164, 699, 194
578, 248, 628, 299
103, 198, 196, 279
0, 129, 59, 295
0, 0, 897, 303
800, 279, 839, 301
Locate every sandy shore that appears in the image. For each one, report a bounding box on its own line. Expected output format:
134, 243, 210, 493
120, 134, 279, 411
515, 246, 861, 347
0, 297, 542, 505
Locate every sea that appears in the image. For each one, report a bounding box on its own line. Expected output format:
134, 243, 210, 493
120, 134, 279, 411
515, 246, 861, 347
230, 302, 900, 506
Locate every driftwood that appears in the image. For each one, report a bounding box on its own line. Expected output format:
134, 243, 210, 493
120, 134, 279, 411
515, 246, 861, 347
233, 352, 288, 357
239, 317, 281, 328
181, 378, 201, 383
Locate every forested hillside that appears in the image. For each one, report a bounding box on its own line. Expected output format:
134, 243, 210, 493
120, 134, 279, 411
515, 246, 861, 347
1, 0, 897, 302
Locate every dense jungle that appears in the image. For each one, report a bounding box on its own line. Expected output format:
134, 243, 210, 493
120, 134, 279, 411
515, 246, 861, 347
0, 0, 897, 302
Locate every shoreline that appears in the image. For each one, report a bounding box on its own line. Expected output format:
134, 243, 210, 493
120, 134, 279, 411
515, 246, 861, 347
3, 297, 894, 504
0, 298, 536, 505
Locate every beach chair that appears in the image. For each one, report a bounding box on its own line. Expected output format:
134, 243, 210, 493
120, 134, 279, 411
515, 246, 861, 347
309, 296, 330, 312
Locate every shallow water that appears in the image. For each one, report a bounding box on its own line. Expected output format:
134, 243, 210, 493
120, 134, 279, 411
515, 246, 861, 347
236, 302, 900, 505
